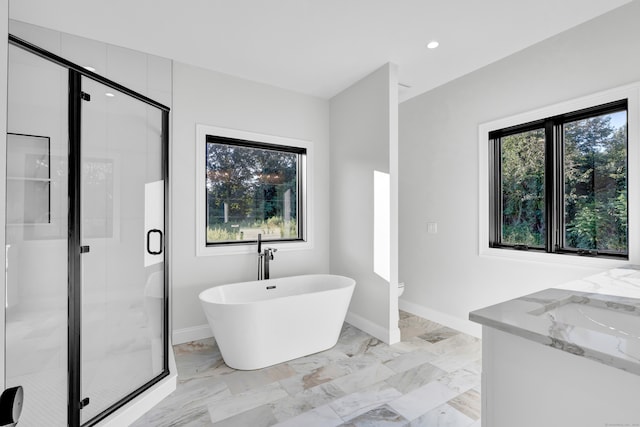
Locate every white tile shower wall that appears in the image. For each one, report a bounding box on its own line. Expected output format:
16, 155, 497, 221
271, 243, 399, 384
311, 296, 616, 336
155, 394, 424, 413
6, 43, 68, 311
9, 20, 172, 107
398, 1, 640, 334
171, 61, 331, 338
6, 20, 172, 313
4, 21, 175, 423
6, 19, 173, 325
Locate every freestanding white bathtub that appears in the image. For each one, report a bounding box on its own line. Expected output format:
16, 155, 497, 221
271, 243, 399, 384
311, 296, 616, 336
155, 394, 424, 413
198, 274, 355, 370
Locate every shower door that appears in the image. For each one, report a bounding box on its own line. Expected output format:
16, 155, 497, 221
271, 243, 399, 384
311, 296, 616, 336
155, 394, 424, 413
6, 35, 168, 427
78, 75, 166, 424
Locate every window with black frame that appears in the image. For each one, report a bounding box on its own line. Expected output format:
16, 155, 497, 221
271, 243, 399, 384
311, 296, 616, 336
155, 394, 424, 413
489, 99, 628, 258
205, 135, 305, 245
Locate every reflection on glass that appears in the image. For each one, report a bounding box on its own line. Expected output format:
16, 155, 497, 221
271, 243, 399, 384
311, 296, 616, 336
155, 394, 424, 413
5, 44, 69, 426
82, 158, 114, 238
563, 110, 627, 253
6, 133, 51, 225
80, 76, 165, 424
500, 128, 546, 247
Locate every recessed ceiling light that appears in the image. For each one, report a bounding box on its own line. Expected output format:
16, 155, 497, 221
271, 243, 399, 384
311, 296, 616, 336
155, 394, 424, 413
84, 66, 96, 72
105, 92, 115, 97
427, 41, 439, 49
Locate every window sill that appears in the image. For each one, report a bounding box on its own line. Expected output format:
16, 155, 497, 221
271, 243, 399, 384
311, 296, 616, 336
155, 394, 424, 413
197, 239, 313, 257
480, 246, 629, 269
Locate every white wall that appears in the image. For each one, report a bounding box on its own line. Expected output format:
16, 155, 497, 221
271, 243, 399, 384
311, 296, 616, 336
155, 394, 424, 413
398, 1, 640, 336
171, 61, 331, 342
330, 63, 400, 344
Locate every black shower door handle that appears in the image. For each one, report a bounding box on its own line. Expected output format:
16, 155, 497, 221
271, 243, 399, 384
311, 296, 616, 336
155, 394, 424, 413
147, 229, 163, 255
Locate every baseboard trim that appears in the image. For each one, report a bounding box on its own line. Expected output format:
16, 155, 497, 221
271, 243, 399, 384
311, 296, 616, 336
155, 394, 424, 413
398, 299, 482, 338
345, 311, 400, 344
174, 315, 404, 346
172, 324, 213, 345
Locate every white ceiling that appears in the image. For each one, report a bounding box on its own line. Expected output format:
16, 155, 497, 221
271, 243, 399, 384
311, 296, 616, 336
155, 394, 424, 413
9, 0, 632, 102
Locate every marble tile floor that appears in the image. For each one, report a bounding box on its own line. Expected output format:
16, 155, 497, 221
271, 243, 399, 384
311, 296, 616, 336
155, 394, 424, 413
133, 311, 482, 427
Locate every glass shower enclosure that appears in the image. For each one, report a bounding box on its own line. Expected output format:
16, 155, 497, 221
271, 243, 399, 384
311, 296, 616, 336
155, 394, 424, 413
5, 36, 169, 427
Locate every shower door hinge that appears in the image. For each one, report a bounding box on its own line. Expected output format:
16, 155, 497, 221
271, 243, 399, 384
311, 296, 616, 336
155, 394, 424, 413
81, 92, 91, 101
80, 245, 90, 254
79, 397, 90, 409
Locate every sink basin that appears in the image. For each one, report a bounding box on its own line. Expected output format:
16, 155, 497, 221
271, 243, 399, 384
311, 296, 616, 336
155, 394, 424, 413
469, 280, 640, 375
531, 296, 640, 340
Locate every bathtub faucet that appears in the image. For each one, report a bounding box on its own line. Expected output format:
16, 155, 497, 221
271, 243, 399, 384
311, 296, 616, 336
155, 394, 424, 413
257, 234, 263, 280
262, 247, 277, 280
256, 234, 277, 280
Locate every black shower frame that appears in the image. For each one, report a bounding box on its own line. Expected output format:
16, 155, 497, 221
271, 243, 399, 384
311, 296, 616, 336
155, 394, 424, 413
8, 34, 171, 427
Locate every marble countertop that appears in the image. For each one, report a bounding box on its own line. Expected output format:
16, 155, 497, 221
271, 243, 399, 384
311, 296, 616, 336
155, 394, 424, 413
470, 267, 640, 375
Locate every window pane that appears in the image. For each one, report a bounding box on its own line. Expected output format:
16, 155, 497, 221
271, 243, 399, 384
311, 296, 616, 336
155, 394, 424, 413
206, 141, 301, 244
563, 111, 627, 253
501, 129, 546, 247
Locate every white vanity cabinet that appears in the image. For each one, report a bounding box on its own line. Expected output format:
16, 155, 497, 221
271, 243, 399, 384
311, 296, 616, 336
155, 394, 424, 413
471, 268, 640, 427
481, 326, 640, 427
